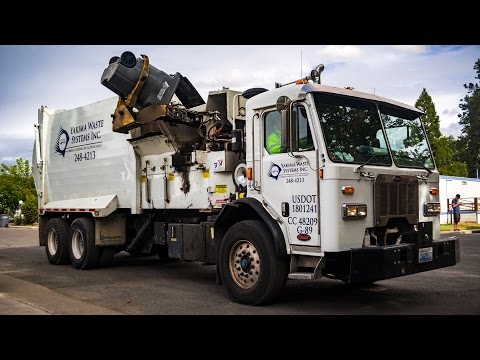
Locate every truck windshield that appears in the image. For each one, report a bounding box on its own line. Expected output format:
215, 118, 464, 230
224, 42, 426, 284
314, 93, 391, 166
379, 104, 435, 170
314, 93, 435, 171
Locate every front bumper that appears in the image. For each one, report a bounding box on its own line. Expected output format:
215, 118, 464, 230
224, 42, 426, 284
349, 237, 460, 283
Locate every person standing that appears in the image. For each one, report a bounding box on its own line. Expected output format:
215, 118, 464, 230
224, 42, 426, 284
451, 194, 462, 231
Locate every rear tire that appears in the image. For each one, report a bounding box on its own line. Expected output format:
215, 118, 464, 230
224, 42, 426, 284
68, 218, 100, 270
45, 218, 70, 265
219, 220, 289, 305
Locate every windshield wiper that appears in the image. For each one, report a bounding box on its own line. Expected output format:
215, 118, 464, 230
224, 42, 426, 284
421, 165, 432, 174
354, 154, 378, 173
393, 153, 432, 174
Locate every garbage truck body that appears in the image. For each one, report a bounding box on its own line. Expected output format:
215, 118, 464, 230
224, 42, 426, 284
33, 51, 460, 305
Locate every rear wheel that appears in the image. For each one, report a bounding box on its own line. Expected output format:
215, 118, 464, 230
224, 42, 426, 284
45, 218, 70, 265
219, 220, 289, 305
68, 218, 100, 269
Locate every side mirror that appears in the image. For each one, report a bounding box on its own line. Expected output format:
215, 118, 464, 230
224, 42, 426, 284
290, 109, 298, 152
277, 96, 292, 152
279, 108, 299, 152
309, 64, 324, 84
281, 110, 290, 151
276, 96, 291, 112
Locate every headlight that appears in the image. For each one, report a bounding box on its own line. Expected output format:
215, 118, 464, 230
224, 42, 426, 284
424, 202, 441, 216
357, 205, 367, 217
342, 204, 367, 219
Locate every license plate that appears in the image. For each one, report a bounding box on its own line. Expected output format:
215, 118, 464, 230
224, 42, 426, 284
418, 247, 433, 263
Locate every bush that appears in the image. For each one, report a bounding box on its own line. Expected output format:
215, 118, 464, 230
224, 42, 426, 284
22, 194, 38, 225
0, 158, 38, 225
14, 216, 22, 225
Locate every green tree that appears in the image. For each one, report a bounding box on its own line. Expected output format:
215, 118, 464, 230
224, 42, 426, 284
458, 59, 480, 178
22, 193, 39, 225
414, 88, 468, 176
415, 88, 442, 145
0, 158, 38, 224
433, 136, 468, 176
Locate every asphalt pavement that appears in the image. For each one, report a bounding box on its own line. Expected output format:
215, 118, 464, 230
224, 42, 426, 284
0, 226, 479, 314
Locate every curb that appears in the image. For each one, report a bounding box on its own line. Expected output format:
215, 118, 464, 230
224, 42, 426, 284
5, 225, 38, 229
441, 230, 480, 235
0, 273, 123, 315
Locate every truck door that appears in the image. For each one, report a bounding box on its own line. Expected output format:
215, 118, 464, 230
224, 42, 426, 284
260, 104, 320, 247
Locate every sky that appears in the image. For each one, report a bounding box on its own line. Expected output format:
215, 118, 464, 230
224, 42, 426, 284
0, 45, 478, 165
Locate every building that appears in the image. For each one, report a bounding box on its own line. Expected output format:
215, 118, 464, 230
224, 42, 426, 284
439, 175, 480, 224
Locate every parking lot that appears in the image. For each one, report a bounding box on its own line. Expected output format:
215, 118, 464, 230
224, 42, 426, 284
0, 227, 479, 314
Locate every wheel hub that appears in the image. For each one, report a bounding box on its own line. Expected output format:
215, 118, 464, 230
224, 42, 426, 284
47, 228, 58, 256
71, 229, 85, 260
240, 256, 251, 272
229, 240, 261, 289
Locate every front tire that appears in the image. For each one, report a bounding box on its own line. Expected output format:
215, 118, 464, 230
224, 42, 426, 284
68, 218, 100, 269
45, 218, 70, 265
219, 220, 289, 305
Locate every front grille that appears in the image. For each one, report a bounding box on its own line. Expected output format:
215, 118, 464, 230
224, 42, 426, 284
374, 174, 419, 226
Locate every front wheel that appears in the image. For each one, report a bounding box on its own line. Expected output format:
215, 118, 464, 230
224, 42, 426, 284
219, 220, 289, 305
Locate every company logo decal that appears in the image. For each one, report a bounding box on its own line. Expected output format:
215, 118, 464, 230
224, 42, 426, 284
267, 160, 308, 182
54, 127, 70, 157
268, 163, 282, 180
52, 120, 104, 162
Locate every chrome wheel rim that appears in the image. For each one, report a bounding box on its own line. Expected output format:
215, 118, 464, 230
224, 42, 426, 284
47, 228, 58, 256
229, 240, 260, 289
71, 229, 85, 260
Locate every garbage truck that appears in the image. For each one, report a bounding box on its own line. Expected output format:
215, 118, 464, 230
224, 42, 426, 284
33, 51, 460, 305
